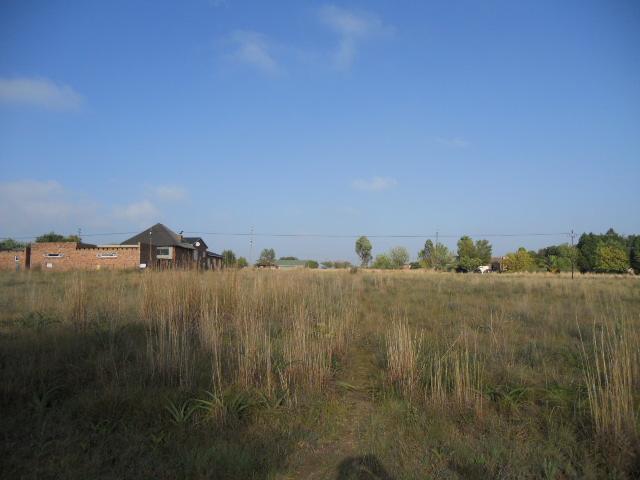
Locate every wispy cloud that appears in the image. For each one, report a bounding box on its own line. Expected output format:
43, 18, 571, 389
0, 77, 84, 110
228, 30, 279, 75
434, 136, 469, 148
0, 180, 100, 234
352, 176, 398, 192
150, 185, 187, 201
318, 5, 392, 70
112, 200, 159, 227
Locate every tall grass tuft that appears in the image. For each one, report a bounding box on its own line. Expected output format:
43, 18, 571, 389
580, 316, 639, 444
386, 316, 419, 397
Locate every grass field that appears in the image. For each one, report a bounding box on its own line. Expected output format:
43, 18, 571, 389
1, 269, 638, 479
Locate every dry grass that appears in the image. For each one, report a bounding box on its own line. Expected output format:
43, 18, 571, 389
1, 269, 639, 478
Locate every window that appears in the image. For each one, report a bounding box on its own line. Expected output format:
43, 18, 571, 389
14, 255, 19, 261
44, 253, 64, 258
97, 252, 118, 258
156, 247, 173, 259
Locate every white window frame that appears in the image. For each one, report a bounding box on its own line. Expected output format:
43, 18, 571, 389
97, 252, 118, 259
156, 246, 173, 259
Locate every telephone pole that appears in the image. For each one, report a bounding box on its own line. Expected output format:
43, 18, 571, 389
570, 229, 576, 279
249, 226, 254, 266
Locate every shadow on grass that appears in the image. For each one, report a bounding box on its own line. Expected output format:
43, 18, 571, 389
336, 455, 395, 480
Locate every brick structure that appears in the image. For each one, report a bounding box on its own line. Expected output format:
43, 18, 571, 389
0, 247, 30, 272
28, 242, 153, 271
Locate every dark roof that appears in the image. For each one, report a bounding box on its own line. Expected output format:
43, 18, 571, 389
275, 259, 308, 267
206, 251, 222, 259
183, 237, 208, 249
121, 223, 194, 249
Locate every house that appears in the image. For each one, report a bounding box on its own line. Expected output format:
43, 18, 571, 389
121, 224, 223, 270
121, 223, 196, 269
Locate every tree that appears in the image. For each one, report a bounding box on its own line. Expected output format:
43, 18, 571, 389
594, 244, 629, 273
629, 235, 640, 274
237, 257, 249, 268
0, 238, 26, 250
305, 260, 319, 269
389, 246, 410, 269
258, 248, 276, 265
537, 244, 577, 272
36, 232, 79, 243
577, 233, 599, 272
355, 236, 372, 267
503, 247, 536, 272
475, 239, 492, 264
221, 249, 237, 267
419, 240, 454, 270
456, 236, 481, 272
279, 256, 298, 260
372, 253, 392, 269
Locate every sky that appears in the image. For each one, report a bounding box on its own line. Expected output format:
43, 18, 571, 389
1, 0, 639, 262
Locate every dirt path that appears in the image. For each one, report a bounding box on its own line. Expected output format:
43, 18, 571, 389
278, 310, 383, 479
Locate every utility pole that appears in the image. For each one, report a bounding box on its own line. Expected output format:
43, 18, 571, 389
570, 229, 576, 280
249, 226, 254, 266
435, 230, 439, 270
149, 229, 153, 270
77, 228, 82, 243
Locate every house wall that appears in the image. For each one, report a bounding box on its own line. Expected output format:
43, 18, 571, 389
29, 242, 145, 271
0, 247, 30, 271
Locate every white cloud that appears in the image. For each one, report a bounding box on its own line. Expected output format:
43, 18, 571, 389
434, 137, 469, 148
151, 185, 187, 201
319, 5, 391, 69
352, 176, 398, 192
0, 77, 84, 110
112, 200, 159, 227
228, 30, 279, 75
0, 180, 100, 235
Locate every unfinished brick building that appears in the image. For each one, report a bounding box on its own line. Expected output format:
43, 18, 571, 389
28, 242, 155, 271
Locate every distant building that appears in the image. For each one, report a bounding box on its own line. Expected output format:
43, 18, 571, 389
274, 259, 308, 270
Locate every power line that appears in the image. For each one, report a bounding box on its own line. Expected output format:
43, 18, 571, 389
0, 230, 572, 241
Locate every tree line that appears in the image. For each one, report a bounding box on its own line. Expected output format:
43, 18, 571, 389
353, 228, 639, 274
2, 228, 638, 274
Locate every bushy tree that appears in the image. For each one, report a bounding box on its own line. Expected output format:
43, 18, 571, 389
258, 248, 276, 265
389, 246, 410, 268
503, 247, 536, 272
577, 229, 631, 273
418, 240, 454, 270
221, 249, 237, 267
456, 236, 492, 272
237, 257, 249, 268
594, 244, 629, 273
279, 256, 298, 260
36, 232, 79, 243
305, 260, 319, 269
537, 244, 577, 272
372, 254, 392, 269
355, 236, 372, 267
0, 238, 26, 250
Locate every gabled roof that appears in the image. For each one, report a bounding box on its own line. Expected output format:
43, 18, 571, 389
206, 251, 222, 259
275, 259, 308, 267
121, 223, 194, 249
183, 237, 208, 249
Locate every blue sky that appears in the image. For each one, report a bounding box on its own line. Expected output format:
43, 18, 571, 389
1, 0, 639, 262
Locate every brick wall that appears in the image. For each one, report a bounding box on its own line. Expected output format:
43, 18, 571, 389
0, 247, 30, 271
29, 242, 146, 271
